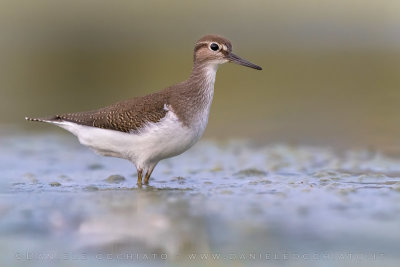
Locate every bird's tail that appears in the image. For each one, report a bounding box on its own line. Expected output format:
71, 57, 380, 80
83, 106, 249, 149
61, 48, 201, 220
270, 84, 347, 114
25, 116, 62, 124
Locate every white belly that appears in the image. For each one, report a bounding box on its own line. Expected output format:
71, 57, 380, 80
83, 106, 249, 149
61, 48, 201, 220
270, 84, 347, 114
53, 109, 206, 169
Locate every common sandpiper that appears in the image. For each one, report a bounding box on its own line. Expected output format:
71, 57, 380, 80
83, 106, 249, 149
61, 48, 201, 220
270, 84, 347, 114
26, 34, 262, 186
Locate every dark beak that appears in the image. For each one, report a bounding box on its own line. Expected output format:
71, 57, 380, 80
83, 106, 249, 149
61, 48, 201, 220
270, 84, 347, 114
228, 53, 262, 70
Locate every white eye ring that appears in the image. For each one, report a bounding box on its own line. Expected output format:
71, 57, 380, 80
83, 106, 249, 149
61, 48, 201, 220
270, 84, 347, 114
210, 43, 220, 51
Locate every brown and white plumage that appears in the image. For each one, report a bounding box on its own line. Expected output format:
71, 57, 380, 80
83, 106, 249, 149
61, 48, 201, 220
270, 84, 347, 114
26, 34, 262, 186
27, 92, 168, 133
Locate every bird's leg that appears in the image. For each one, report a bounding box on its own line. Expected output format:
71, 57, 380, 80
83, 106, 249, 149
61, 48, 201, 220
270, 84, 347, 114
143, 164, 157, 185
137, 168, 143, 187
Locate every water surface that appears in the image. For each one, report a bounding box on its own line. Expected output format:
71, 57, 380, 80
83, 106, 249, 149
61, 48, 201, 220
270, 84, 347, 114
1, 132, 400, 266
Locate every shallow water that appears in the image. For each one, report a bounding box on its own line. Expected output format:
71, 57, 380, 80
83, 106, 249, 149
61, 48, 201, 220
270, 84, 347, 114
1, 132, 400, 266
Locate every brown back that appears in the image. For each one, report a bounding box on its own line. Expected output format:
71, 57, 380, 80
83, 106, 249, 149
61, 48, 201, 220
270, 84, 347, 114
54, 92, 169, 133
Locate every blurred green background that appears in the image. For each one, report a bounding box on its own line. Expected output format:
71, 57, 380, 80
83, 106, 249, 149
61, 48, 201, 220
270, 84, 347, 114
1, 0, 399, 151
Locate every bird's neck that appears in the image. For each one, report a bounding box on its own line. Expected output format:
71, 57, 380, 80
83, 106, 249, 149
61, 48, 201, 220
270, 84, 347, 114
187, 62, 219, 97
169, 62, 219, 127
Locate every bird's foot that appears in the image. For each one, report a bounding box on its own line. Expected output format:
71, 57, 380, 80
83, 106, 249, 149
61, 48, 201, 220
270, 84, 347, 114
143, 168, 154, 185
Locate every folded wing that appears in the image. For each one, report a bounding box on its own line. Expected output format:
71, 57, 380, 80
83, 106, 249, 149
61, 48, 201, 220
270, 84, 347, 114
27, 93, 169, 133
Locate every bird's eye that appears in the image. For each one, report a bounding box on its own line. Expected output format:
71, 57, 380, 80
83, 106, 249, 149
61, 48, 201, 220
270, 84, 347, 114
210, 43, 219, 51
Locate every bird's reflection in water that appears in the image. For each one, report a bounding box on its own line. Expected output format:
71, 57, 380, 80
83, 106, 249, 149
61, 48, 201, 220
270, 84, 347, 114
78, 190, 212, 259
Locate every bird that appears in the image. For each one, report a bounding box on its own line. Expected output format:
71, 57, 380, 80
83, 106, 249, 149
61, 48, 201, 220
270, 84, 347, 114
26, 34, 262, 186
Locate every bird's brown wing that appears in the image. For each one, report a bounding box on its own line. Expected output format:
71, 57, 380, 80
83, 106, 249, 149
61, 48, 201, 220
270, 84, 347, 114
48, 93, 169, 133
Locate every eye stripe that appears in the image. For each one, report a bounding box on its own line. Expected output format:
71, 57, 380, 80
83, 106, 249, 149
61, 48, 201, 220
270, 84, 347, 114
194, 41, 229, 53
194, 43, 208, 52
